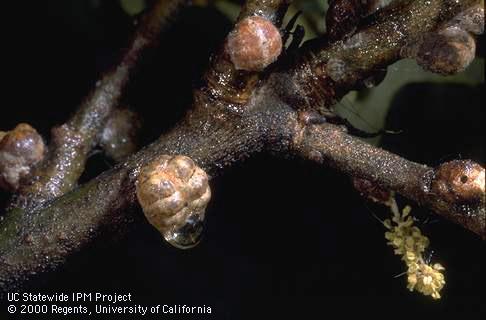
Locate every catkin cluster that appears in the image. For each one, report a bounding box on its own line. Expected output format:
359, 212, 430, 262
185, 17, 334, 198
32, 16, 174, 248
384, 202, 445, 299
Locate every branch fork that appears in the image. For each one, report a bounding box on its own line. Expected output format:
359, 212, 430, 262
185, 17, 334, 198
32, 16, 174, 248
0, 0, 484, 293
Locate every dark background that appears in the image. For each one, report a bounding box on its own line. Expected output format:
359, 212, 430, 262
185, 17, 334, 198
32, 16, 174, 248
1, 1, 484, 319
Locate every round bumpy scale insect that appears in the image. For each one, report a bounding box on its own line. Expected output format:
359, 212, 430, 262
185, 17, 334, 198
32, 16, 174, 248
226, 15, 282, 71
401, 27, 476, 75
136, 155, 211, 249
0, 123, 45, 191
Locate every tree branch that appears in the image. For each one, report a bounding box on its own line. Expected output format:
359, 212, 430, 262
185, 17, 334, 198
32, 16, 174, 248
11, 0, 188, 211
290, 122, 485, 239
197, 0, 290, 113
278, 0, 481, 111
0, 99, 292, 292
0, 0, 483, 293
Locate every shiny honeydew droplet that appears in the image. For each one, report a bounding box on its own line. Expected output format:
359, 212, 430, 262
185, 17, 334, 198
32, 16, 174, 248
162, 212, 205, 249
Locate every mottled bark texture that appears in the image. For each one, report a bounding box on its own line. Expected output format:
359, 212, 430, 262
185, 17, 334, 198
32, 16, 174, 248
0, 0, 484, 293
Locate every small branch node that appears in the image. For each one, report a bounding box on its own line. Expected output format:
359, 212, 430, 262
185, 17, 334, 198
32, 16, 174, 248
99, 108, 142, 162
